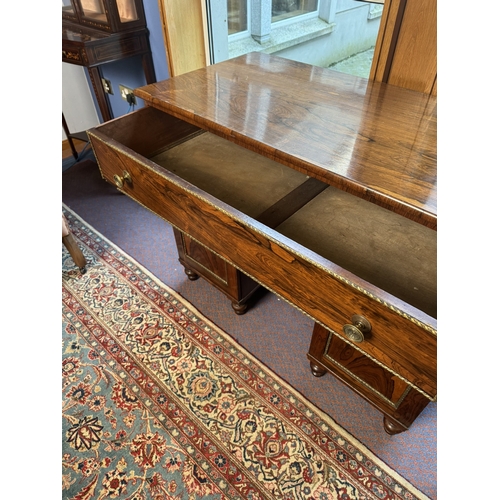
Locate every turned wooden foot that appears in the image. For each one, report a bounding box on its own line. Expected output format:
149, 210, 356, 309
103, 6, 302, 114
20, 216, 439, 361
310, 361, 327, 377
231, 301, 248, 315
184, 268, 199, 281
383, 416, 407, 435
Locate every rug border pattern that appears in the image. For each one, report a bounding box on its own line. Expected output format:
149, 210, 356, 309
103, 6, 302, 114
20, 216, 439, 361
62, 203, 431, 500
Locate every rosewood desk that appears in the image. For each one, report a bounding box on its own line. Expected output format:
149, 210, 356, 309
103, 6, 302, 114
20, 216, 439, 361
88, 52, 437, 434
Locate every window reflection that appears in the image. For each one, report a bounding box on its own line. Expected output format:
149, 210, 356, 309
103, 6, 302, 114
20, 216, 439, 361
272, 0, 318, 22
227, 0, 248, 35
227, 0, 318, 35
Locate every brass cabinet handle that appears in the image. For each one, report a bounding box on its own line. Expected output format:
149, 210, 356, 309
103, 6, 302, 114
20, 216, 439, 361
343, 314, 371, 343
113, 170, 132, 189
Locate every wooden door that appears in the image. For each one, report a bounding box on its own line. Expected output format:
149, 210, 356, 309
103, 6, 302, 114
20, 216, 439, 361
370, 0, 437, 94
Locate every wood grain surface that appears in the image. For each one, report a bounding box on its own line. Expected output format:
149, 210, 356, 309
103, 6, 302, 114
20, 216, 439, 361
88, 126, 437, 398
135, 52, 437, 229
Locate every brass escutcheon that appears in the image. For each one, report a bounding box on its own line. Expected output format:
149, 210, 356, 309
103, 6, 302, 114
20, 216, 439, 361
343, 314, 371, 343
113, 170, 132, 189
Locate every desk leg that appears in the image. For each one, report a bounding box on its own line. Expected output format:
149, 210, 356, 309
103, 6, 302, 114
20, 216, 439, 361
88, 66, 113, 122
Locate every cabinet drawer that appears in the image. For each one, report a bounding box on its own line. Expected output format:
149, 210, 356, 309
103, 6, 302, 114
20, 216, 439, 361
88, 106, 436, 399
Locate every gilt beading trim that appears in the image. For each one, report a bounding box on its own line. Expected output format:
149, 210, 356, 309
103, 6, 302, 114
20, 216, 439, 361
88, 131, 437, 403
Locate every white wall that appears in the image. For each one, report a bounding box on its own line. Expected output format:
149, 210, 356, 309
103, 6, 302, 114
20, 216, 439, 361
62, 63, 100, 140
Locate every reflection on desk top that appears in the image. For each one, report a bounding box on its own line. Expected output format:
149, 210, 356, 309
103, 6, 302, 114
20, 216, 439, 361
136, 52, 437, 229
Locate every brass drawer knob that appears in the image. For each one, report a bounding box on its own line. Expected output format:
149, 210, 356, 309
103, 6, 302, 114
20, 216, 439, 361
113, 170, 132, 189
343, 314, 371, 343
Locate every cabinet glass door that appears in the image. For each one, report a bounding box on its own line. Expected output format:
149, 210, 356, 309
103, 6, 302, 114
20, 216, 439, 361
80, 0, 107, 22
116, 0, 139, 22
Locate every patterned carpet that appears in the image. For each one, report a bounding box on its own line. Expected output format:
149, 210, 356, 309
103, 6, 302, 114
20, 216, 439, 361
62, 205, 431, 500
62, 158, 436, 499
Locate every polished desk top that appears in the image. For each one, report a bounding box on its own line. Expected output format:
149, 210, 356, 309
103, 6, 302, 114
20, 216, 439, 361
136, 52, 437, 229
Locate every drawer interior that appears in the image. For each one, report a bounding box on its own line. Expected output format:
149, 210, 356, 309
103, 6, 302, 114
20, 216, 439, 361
92, 107, 436, 321
151, 132, 310, 219
275, 187, 437, 318
96, 106, 317, 222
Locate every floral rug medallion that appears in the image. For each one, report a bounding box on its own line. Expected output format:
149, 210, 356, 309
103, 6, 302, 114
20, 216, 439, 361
62, 205, 430, 500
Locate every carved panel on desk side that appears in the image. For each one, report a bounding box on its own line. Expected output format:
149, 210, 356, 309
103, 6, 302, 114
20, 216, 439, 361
324, 332, 410, 407
173, 228, 260, 311
181, 232, 229, 284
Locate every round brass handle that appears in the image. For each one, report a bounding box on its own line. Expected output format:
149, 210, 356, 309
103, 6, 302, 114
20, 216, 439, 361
343, 314, 371, 343
113, 170, 132, 189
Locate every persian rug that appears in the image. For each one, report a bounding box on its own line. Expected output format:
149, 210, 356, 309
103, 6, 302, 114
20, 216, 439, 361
62, 204, 430, 500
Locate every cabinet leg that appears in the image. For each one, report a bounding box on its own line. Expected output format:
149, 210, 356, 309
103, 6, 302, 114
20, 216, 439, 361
383, 416, 407, 435
310, 361, 327, 377
184, 268, 199, 281
87, 66, 113, 122
231, 301, 248, 315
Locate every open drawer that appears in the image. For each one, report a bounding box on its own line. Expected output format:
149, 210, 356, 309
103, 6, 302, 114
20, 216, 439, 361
88, 104, 437, 401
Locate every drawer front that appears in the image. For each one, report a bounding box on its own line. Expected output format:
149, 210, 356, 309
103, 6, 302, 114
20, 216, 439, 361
88, 117, 436, 399
308, 323, 431, 429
